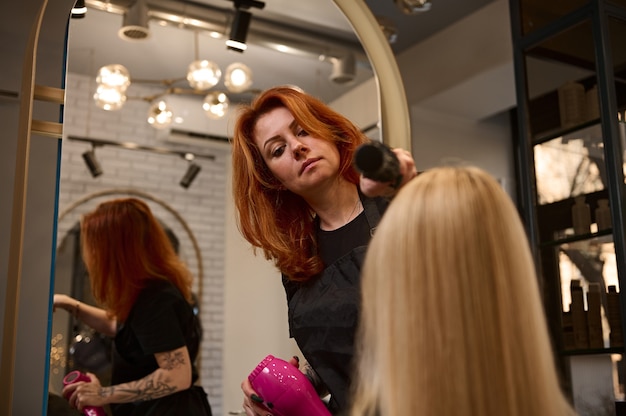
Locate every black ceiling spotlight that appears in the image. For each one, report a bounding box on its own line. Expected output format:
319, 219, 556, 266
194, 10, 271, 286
180, 154, 202, 189
225, 0, 265, 53
71, 0, 87, 19
82, 146, 103, 178
226, 9, 252, 52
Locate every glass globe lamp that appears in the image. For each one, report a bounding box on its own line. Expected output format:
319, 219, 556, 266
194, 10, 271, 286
147, 100, 173, 129
93, 85, 127, 111
187, 60, 221, 91
96, 64, 131, 91
224, 62, 253, 93
202, 92, 229, 119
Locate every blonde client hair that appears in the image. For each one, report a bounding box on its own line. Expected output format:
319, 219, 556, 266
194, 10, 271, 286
350, 166, 575, 416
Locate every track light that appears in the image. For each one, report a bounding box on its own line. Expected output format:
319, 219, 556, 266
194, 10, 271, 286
329, 54, 356, 84
71, 0, 87, 19
180, 156, 201, 189
226, 9, 252, 52
82, 148, 103, 178
119, 0, 151, 41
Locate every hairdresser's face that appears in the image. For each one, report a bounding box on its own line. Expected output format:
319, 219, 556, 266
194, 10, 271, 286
254, 106, 341, 198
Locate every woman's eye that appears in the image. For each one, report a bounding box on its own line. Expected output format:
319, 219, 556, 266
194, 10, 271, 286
296, 128, 308, 137
271, 145, 286, 158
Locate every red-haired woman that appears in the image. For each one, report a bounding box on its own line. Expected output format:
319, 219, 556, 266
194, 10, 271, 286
54, 198, 212, 416
231, 86, 417, 415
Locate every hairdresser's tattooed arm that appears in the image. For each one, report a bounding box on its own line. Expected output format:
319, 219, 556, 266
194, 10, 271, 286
99, 346, 193, 403
303, 361, 329, 398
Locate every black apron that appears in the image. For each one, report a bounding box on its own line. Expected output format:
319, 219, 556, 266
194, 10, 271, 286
286, 196, 382, 414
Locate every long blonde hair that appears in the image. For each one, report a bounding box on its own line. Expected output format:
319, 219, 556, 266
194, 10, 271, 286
351, 166, 575, 416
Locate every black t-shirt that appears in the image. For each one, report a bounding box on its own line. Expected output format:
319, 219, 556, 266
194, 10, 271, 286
282, 195, 388, 413
110, 279, 210, 416
317, 210, 372, 266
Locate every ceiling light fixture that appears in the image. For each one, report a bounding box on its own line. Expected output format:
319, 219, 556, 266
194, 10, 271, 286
92, 60, 255, 128
82, 147, 103, 178
119, 0, 151, 41
180, 154, 202, 189
203, 91, 230, 119
187, 31, 222, 90
147, 100, 174, 129
394, 0, 432, 14
226, 9, 251, 52
329, 54, 356, 84
93, 64, 130, 110
71, 0, 87, 19
224, 62, 253, 93
187, 60, 222, 90
225, 0, 266, 52
376, 16, 398, 44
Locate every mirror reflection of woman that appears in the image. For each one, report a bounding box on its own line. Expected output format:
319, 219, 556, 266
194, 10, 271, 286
231, 86, 417, 415
53, 198, 212, 416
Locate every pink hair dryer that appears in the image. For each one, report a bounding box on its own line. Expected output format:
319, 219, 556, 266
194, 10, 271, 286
248, 355, 331, 416
62, 371, 106, 416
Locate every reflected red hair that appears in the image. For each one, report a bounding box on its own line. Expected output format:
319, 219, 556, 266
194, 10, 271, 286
80, 198, 193, 321
232, 86, 368, 281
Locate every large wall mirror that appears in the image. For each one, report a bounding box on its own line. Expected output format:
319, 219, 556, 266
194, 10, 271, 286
47, 1, 408, 415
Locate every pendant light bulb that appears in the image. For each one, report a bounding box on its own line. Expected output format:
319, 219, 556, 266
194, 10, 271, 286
187, 60, 221, 91
96, 64, 131, 91
224, 62, 253, 93
93, 85, 127, 111
202, 92, 229, 119
147, 100, 173, 129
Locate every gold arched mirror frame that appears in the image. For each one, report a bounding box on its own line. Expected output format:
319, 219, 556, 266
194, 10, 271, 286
332, 0, 411, 151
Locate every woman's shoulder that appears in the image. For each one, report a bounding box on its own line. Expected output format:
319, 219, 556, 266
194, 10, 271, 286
137, 279, 182, 304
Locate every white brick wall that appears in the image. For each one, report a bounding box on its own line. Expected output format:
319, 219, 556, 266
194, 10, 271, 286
58, 73, 226, 415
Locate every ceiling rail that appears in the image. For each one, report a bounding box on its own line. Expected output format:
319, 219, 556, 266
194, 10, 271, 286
85, 0, 371, 68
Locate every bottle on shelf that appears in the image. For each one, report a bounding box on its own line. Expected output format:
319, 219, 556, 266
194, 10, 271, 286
586, 85, 600, 121
570, 279, 589, 350
558, 81, 586, 128
562, 310, 575, 351
571, 195, 591, 235
587, 282, 604, 349
595, 198, 611, 231
607, 285, 624, 348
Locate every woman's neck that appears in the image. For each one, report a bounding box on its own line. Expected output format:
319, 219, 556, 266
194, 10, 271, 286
308, 181, 363, 231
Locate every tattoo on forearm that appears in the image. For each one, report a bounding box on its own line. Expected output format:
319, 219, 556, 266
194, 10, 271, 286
106, 373, 177, 402
159, 350, 186, 370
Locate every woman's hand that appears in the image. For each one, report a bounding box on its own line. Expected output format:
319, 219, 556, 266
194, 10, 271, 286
360, 147, 418, 197
53, 294, 75, 313
241, 378, 271, 416
63, 372, 108, 411
241, 356, 300, 416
